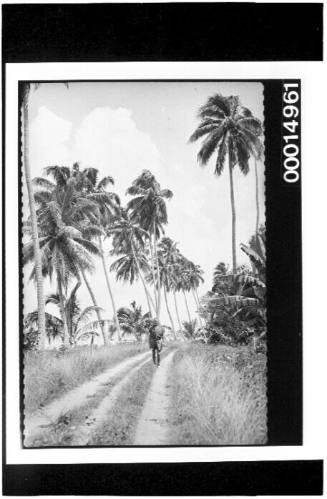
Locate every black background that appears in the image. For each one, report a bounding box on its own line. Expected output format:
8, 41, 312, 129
2, 2, 323, 496
2, 3, 323, 62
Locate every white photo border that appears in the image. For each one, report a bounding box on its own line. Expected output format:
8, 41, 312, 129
4, 61, 324, 465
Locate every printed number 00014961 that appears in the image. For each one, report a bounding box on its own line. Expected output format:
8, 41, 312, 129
282, 83, 300, 184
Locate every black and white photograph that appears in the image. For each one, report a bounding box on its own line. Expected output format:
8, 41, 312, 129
22, 81, 267, 447
3, 2, 325, 495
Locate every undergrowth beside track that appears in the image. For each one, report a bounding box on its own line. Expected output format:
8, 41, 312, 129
168, 343, 267, 445
24, 343, 148, 414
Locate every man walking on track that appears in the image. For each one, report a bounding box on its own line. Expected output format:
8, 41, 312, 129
149, 319, 164, 367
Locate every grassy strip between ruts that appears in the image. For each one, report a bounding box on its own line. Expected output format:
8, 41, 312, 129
24, 343, 148, 415
25, 359, 147, 448
167, 343, 267, 445
89, 348, 174, 446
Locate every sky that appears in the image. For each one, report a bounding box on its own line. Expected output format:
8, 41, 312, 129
23, 81, 265, 330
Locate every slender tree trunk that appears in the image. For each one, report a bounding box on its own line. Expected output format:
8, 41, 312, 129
131, 242, 154, 316
182, 289, 192, 323
148, 238, 158, 313
228, 155, 237, 274
67, 281, 81, 345
57, 273, 70, 347
255, 159, 260, 237
164, 287, 176, 339
173, 291, 182, 332
80, 268, 107, 345
140, 274, 153, 316
98, 237, 121, 341
153, 231, 161, 320
192, 288, 203, 326
195, 288, 201, 308
23, 85, 47, 350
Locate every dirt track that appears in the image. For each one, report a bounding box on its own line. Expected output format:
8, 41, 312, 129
133, 350, 175, 445
24, 351, 151, 445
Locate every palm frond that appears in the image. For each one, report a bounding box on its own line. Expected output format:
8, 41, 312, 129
198, 93, 231, 118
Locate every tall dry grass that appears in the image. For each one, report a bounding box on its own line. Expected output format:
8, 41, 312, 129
170, 344, 267, 445
24, 343, 147, 414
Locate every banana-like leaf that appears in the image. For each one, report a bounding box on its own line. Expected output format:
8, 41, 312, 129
202, 294, 260, 307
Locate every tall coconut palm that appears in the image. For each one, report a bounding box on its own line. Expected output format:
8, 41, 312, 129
186, 260, 204, 326
174, 255, 194, 323
33, 164, 119, 344
109, 209, 155, 315
146, 247, 177, 339
157, 237, 182, 333
126, 170, 173, 320
32, 166, 107, 343
21, 83, 47, 350
189, 93, 263, 274
23, 198, 100, 347
74, 166, 122, 341
110, 248, 154, 314
254, 144, 264, 238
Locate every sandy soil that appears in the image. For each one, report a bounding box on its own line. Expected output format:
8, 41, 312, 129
71, 356, 151, 445
133, 350, 176, 445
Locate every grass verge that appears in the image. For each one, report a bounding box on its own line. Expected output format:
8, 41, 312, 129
168, 343, 267, 445
24, 343, 147, 414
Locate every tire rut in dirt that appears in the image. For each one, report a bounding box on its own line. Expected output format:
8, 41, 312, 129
70, 355, 152, 445
24, 351, 150, 446
134, 350, 176, 445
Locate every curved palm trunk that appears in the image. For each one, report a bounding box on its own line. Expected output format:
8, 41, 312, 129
67, 281, 81, 345
153, 231, 161, 320
131, 243, 154, 316
140, 273, 154, 316
23, 85, 47, 350
173, 290, 182, 332
57, 273, 70, 347
195, 288, 201, 308
98, 237, 121, 341
228, 155, 237, 275
163, 287, 176, 339
153, 229, 161, 321
255, 159, 260, 237
192, 288, 203, 327
80, 268, 107, 345
148, 238, 158, 313
182, 289, 192, 323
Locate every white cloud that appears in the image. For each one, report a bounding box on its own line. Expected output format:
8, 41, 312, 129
29, 106, 72, 175
72, 107, 161, 197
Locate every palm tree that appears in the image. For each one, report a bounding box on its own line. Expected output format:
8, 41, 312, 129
189, 93, 263, 274
109, 208, 154, 315
174, 255, 193, 323
21, 83, 47, 350
33, 164, 117, 344
126, 170, 173, 320
184, 260, 204, 326
71, 165, 122, 341
117, 301, 151, 342
23, 197, 100, 347
23, 311, 62, 349
46, 283, 103, 345
147, 245, 177, 339
254, 143, 264, 238
157, 237, 182, 334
